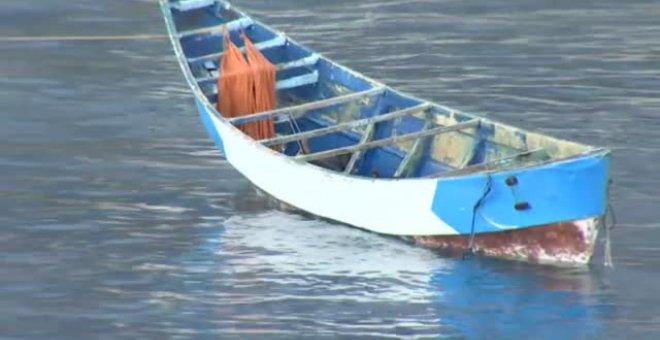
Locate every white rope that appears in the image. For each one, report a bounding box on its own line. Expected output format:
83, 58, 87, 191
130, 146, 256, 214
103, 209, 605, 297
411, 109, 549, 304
604, 202, 616, 268
603, 180, 616, 268
604, 220, 614, 268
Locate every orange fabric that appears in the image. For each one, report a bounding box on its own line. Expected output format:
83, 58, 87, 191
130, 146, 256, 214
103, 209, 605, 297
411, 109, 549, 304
217, 33, 277, 140
218, 33, 256, 136
243, 35, 277, 140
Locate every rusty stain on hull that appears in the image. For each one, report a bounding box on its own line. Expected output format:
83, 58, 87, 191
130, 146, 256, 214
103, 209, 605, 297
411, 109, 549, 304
412, 218, 600, 265
254, 187, 602, 266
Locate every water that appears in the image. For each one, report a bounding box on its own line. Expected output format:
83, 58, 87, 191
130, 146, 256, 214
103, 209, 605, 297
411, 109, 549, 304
2, 0, 660, 338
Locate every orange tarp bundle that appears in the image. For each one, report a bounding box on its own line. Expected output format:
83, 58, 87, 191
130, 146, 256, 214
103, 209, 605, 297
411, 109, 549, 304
218, 34, 253, 120
217, 33, 277, 140
243, 35, 277, 140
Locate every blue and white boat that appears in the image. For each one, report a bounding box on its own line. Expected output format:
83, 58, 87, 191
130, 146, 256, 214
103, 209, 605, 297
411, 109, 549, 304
160, 0, 611, 265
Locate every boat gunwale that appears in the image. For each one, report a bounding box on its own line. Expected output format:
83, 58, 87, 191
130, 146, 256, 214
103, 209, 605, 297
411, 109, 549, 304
160, 0, 611, 181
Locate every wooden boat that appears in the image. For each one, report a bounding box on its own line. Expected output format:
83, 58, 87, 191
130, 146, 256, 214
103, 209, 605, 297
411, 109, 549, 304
159, 0, 611, 266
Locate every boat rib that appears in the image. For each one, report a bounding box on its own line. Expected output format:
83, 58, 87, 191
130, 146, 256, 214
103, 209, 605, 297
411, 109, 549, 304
196, 54, 320, 85
260, 103, 432, 146
343, 123, 376, 174
276, 71, 319, 90
187, 36, 287, 63
177, 17, 253, 38
393, 121, 434, 178
228, 87, 386, 126
169, 0, 216, 12
296, 119, 481, 163
427, 148, 547, 177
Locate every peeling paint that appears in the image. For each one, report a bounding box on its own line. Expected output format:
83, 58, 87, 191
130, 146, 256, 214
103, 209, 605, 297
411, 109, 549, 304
489, 121, 592, 159
412, 217, 600, 266
430, 130, 478, 168
425, 108, 594, 171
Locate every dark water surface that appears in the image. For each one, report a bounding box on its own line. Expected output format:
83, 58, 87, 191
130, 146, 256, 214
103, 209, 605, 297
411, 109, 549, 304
2, 0, 660, 339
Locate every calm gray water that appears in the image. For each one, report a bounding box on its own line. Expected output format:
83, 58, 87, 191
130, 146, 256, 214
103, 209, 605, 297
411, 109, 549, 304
2, 0, 660, 339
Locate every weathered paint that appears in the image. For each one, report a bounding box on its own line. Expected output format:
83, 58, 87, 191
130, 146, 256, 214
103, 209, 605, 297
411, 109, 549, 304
412, 217, 600, 265
177, 16, 253, 38
187, 35, 287, 63
195, 95, 226, 158
394, 121, 432, 178
431, 153, 609, 234
169, 0, 216, 11
196, 54, 320, 86
261, 104, 430, 147
430, 128, 478, 168
228, 87, 385, 127
275, 70, 319, 91
426, 108, 592, 169
344, 123, 375, 174
489, 120, 591, 159
296, 119, 480, 162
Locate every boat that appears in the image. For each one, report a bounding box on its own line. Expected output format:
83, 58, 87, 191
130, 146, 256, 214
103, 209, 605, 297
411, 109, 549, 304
159, 0, 612, 266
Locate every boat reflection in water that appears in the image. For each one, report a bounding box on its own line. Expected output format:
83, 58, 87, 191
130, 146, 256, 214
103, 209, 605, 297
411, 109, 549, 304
173, 207, 615, 338
429, 259, 616, 338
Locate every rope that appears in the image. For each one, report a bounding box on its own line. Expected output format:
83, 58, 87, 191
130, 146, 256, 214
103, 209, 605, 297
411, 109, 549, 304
0, 34, 168, 42
288, 115, 307, 154
463, 174, 493, 259
603, 179, 616, 268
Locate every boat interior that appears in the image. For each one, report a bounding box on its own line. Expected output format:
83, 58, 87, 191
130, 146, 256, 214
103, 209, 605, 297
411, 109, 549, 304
167, 0, 596, 179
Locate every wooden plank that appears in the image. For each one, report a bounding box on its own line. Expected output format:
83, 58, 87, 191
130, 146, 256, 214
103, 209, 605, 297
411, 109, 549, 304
196, 54, 320, 85
206, 71, 318, 104
427, 148, 547, 178
393, 121, 433, 178
177, 17, 253, 39
202, 60, 217, 71
208, 71, 320, 101
276, 54, 320, 71
228, 87, 386, 126
260, 103, 431, 146
205, 68, 320, 99
296, 119, 480, 163
343, 123, 375, 174
170, 0, 216, 11
276, 71, 319, 90
187, 36, 286, 63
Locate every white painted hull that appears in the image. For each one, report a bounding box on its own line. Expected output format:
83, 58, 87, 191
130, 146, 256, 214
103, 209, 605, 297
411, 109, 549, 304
209, 110, 458, 236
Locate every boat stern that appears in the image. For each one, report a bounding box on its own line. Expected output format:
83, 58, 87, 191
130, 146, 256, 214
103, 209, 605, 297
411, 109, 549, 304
414, 217, 600, 265
420, 150, 610, 265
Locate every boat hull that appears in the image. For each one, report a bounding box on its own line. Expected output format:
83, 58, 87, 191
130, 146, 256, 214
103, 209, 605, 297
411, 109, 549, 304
258, 183, 602, 265
413, 217, 600, 265
192, 95, 608, 266
256, 181, 602, 265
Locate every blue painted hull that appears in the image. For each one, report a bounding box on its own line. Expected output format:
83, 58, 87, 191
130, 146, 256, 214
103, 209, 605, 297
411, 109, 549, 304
432, 153, 609, 235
